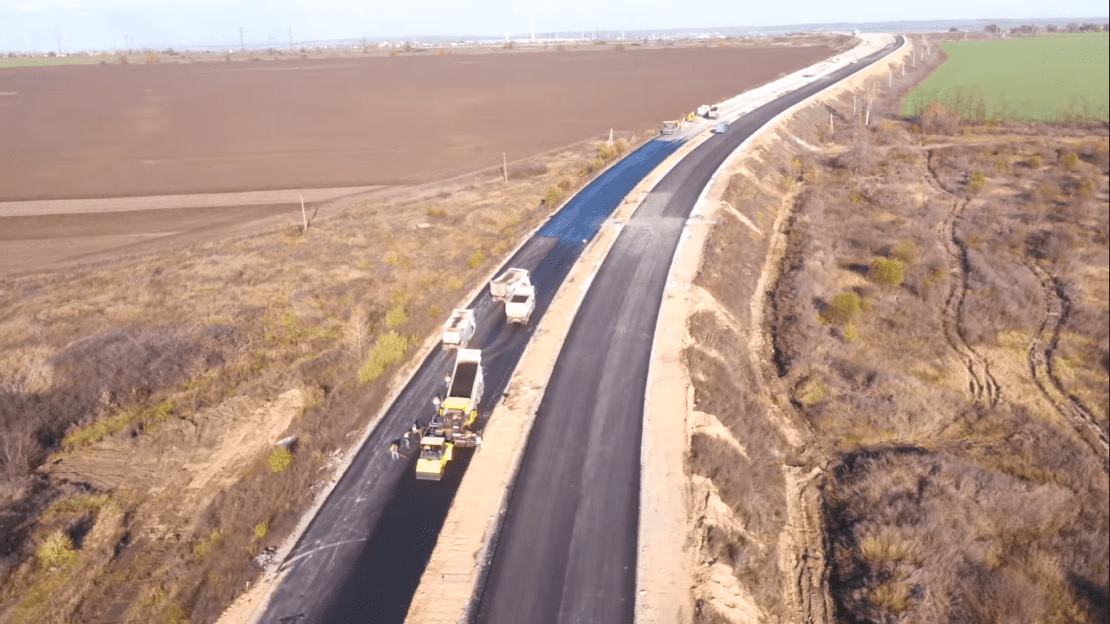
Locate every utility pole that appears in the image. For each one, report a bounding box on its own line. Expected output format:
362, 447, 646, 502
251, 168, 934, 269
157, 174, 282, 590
531, 17, 535, 42
505, 20, 508, 44
289, 28, 293, 49
240, 27, 244, 50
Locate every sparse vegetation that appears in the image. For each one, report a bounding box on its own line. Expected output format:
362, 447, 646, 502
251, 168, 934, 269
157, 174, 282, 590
543, 185, 564, 206
36, 531, 76, 568
0, 124, 645, 622
468, 248, 485, 269
686, 39, 1108, 624
357, 331, 412, 384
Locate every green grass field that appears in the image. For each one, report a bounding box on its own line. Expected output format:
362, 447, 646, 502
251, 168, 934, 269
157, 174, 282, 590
902, 33, 1109, 122
0, 56, 106, 69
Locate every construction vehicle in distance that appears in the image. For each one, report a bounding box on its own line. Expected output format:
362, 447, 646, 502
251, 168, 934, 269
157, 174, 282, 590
707, 105, 720, 119
441, 309, 476, 348
490, 268, 531, 303
697, 104, 710, 117
685, 111, 697, 123
415, 348, 484, 481
661, 120, 681, 135
505, 283, 536, 325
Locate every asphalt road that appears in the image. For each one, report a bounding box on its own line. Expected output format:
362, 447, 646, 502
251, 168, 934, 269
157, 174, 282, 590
474, 36, 904, 624
259, 139, 681, 624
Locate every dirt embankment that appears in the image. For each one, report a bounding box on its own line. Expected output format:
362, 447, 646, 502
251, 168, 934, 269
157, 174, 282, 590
677, 33, 1108, 624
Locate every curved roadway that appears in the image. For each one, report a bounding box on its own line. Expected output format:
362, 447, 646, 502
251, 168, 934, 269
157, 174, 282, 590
260, 139, 682, 624
258, 35, 901, 624
474, 36, 904, 624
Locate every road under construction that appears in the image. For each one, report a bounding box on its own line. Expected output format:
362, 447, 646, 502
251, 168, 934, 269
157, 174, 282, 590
257, 34, 904, 624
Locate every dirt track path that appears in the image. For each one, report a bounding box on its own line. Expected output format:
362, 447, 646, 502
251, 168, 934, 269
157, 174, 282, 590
925, 151, 1003, 407
1026, 261, 1110, 470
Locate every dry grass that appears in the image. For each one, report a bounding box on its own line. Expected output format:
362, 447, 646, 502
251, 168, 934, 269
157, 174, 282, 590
0, 131, 644, 622
684, 38, 1108, 624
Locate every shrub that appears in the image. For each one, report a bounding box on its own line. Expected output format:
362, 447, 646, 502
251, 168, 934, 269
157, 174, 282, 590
891, 241, 920, 264
268, 447, 293, 473
384, 305, 408, 329
1028, 154, 1042, 168
38, 531, 76, 568
358, 332, 411, 383
797, 378, 827, 407
468, 249, 484, 269
252, 523, 268, 540
1061, 152, 1079, 169
543, 186, 563, 206
425, 206, 446, 217
921, 101, 959, 135
843, 323, 859, 342
869, 258, 905, 286
968, 170, 987, 193
446, 276, 462, 291
427, 304, 443, 319
194, 528, 225, 558
827, 293, 861, 325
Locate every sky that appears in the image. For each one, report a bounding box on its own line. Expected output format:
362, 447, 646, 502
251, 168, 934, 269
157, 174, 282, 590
0, 0, 1107, 52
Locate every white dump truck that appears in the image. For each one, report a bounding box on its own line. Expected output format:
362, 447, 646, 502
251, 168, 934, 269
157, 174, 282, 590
490, 268, 531, 303
661, 120, 681, 135
441, 309, 476, 348
707, 105, 720, 119
416, 348, 484, 481
697, 104, 711, 117
505, 284, 536, 325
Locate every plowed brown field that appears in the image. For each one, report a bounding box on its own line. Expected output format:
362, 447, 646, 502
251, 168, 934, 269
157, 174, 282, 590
0, 45, 832, 201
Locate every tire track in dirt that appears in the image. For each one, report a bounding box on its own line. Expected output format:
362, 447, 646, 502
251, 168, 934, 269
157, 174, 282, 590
924, 150, 1002, 408
1025, 261, 1110, 470
758, 188, 833, 624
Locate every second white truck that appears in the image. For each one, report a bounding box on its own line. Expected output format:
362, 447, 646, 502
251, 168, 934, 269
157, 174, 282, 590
505, 284, 535, 325
489, 268, 531, 303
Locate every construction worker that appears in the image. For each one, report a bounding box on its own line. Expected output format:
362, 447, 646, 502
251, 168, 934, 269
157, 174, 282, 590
390, 440, 401, 459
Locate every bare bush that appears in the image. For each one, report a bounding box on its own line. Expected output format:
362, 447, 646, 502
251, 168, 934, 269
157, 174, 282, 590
921, 101, 959, 135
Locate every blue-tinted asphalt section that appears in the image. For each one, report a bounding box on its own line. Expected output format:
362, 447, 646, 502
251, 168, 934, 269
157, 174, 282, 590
259, 138, 681, 624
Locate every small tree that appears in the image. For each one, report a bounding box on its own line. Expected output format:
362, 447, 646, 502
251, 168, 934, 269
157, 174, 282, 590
863, 78, 881, 126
